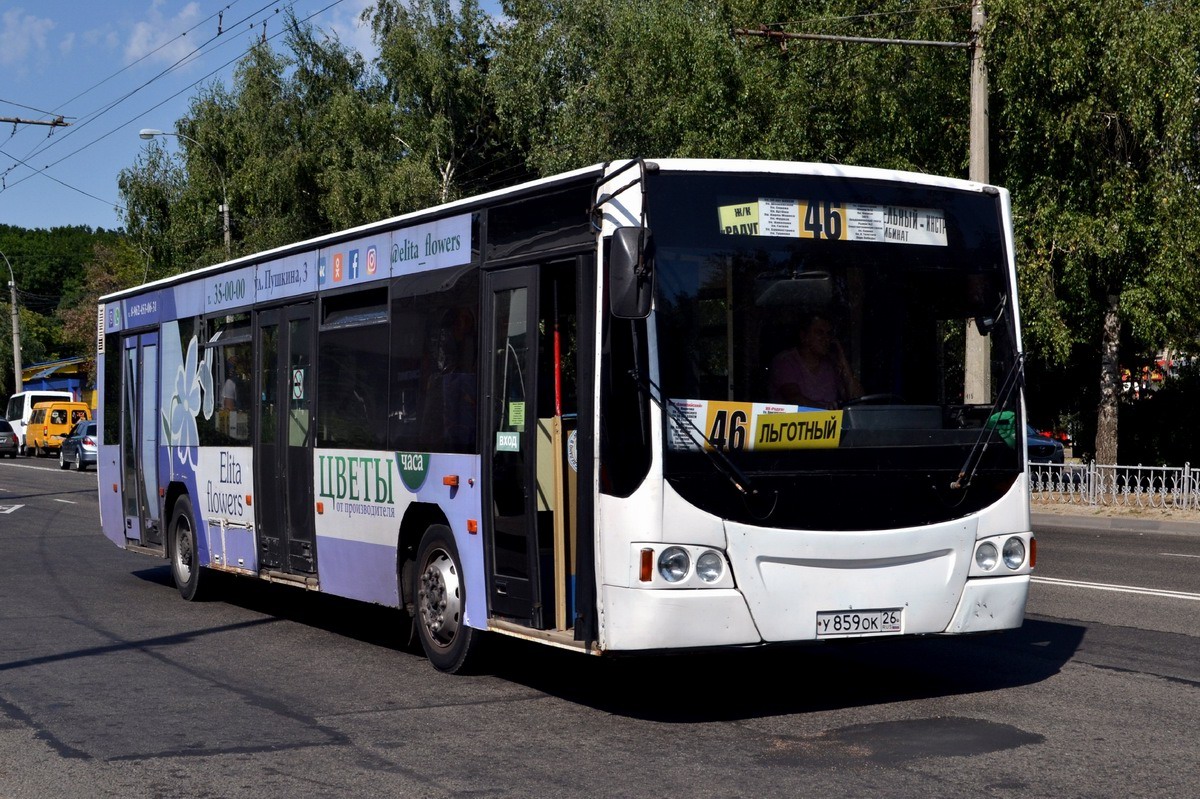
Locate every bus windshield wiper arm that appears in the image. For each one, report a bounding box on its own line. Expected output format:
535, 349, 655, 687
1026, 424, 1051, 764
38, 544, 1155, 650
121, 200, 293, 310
628, 369, 757, 497
951, 352, 1025, 491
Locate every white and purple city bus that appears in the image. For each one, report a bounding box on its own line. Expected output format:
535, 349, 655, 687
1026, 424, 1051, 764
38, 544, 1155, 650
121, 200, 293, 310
97, 159, 1034, 672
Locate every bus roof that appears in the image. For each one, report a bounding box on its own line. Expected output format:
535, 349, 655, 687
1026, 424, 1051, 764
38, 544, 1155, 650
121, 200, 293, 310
101, 158, 1001, 303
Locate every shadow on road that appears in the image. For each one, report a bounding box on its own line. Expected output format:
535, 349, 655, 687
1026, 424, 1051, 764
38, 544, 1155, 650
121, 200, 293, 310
483, 617, 1084, 721
133, 565, 416, 652
131, 565, 1084, 722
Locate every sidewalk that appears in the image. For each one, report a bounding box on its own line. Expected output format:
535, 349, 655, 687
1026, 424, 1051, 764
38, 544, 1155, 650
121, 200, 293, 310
1031, 501, 1200, 535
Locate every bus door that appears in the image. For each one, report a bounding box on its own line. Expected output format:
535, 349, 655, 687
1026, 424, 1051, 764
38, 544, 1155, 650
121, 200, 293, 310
254, 303, 317, 575
120, 331, 162, 548
483, 263, 578, 630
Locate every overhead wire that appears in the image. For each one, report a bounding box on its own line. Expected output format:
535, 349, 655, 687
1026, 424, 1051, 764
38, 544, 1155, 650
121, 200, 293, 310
1, 7, 240, 183
46, 3, 242, 115
0, 0, 348, 214
7, 0, 289, 175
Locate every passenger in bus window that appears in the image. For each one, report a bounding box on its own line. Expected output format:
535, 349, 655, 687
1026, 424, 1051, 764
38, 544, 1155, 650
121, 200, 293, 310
223, 351, 245, 410
222, 369, 238, 409
769, 312, 861, 409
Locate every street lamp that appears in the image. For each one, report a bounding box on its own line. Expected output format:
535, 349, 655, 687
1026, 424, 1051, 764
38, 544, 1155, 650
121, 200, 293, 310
139, 128, 231, 259
0, 248, 21, 390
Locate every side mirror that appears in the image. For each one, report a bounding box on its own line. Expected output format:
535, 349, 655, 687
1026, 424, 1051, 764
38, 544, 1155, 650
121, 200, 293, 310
608, 227, 653, 319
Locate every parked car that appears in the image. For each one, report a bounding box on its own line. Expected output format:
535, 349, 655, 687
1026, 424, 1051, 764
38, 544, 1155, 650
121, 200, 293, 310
0, 419, 18, 458
1026, 424, 1065, 464
25, 400, 91, 456
59, 420, 97, 471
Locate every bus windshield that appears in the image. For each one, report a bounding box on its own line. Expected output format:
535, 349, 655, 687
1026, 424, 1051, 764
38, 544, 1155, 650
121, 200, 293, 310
647, 170, 1021, 529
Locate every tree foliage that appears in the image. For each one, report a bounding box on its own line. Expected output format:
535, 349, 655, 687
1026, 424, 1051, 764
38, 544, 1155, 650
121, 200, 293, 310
988, 0, 1200, 461
0, 224, 121, 396
367, 0, 518, 201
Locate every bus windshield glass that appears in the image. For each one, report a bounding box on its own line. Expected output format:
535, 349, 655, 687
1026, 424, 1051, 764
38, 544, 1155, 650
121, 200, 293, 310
647, 170, 1021, 529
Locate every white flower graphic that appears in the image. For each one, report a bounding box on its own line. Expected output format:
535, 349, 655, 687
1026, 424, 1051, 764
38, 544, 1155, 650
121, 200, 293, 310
164, 336, 214, 467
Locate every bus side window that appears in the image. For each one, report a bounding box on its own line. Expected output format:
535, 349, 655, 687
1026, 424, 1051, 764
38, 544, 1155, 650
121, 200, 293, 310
317, 290, 389, 451
200, 314, 252, 444
389, 266, 479, 454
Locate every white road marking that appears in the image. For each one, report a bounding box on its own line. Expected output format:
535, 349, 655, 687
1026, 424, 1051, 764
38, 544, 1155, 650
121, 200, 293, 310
1032, 576, 1200, 602
0, 462, 70, 472
54, 499, 75, 504
1160, 552, 1200, 560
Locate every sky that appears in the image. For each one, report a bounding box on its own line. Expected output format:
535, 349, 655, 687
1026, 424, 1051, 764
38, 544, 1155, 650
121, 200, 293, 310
0, 0, 498, 234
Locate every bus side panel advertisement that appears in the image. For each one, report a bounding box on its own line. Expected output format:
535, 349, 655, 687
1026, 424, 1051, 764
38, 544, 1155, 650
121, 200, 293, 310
389, 214, 472, 277
205, 265, 256, 314
120, 288, 175, 330
171, 279, 206, 321
312, 449, 486, 628
256, 251, 316, 303
319, 239, 387, 288
195, 446, 256, 573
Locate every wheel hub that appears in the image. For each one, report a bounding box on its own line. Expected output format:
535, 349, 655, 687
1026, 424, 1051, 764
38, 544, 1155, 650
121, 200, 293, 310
418, 551, 460, 647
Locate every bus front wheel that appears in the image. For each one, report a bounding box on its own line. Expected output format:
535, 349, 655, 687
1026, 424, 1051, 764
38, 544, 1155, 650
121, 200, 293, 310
169, 495, 206, 601
415, 525, 478, 673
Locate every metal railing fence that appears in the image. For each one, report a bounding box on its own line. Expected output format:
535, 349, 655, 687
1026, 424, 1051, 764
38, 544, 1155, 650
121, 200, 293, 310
1030, 462, 1200, 510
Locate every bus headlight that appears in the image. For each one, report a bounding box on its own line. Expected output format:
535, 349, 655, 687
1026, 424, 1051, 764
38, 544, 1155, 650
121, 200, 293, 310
658, 547, 690, 582
696, 551, 724, 583
975, 541, 999, 571
1003, 537, 1026, 570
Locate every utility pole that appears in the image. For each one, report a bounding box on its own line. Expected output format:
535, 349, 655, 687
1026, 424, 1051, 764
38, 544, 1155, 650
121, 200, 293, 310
0, 249, 21, 392
0, 115, 68, 391
963, 0, 991, 404
139, 129, 231, 259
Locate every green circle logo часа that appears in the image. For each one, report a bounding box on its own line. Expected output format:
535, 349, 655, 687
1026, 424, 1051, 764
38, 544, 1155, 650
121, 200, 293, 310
396, 451, 431, 492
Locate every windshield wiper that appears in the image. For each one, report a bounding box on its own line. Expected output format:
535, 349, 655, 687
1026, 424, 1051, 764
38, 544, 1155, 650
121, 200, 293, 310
628, 369, 757, 497
950, 352, 1025, 491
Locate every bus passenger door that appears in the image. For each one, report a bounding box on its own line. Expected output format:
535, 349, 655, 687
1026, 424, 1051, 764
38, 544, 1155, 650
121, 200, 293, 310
255, 304, 317, 575
120, 331, 162, 548
483, 262, 578, 631
483, 267, 543, 626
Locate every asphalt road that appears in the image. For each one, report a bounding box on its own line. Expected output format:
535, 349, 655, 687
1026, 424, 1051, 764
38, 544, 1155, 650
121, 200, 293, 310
1, 460, 1197, 798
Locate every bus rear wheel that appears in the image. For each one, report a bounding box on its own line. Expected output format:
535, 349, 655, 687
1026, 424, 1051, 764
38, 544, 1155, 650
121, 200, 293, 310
169, 495, 206, 601
415, 525, 478, 673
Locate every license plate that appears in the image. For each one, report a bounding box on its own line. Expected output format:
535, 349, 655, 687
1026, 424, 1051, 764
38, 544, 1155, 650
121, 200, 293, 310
816, 608, 902, 638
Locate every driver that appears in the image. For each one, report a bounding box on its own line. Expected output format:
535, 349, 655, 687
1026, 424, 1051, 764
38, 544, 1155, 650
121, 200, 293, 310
769, 312, 861, 409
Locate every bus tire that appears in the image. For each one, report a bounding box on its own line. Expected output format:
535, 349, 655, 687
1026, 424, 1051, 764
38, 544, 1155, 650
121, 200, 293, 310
415, 525, 478, 673
169, 495, 205, 601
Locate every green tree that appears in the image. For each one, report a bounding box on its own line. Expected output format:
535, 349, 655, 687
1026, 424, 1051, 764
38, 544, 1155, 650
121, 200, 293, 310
367, 0, 515, 202
491, 0, 754, 173
0, 224, 121, 396
117, 136, 190, 277
491, 1, 970, 177
988, 0, 1200, 463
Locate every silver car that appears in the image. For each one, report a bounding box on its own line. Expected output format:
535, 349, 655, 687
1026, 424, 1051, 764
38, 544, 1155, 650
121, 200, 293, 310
59, 420, 97, 471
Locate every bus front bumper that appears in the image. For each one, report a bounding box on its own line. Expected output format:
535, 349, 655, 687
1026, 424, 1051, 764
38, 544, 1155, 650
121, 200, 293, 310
943, 574, 1029, 634
599, 585, 761, 651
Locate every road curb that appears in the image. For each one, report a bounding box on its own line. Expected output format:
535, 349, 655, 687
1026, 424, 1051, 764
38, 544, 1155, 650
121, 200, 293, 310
1032, 511, 1200, 536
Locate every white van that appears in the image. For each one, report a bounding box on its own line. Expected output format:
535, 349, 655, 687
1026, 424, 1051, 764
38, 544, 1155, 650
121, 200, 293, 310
5, 390, 74, 456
